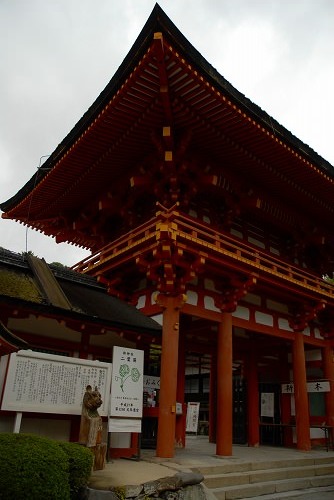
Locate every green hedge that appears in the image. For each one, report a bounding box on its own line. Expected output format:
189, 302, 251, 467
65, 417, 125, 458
59, 441, 94, 499
0, 433, 70, 499
0, 434, 94, 500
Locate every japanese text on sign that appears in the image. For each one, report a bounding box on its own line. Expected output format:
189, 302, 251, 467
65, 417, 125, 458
281, 381, 330, 393
1, 350, 112, 415
186, 402, 200, 433
110, 347, 144, 418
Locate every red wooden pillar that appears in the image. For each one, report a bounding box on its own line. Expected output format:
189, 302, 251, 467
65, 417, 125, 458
175, 325, 186, 447
156, 294, 185, 458
292, 332, 311, 451
216, 313, 233, 456
247, 345, 259, 447
322, 344, 334, 427
280, 349, 293, 446
209, 353, 217, 443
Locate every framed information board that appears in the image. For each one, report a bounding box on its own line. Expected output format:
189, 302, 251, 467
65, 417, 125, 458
1, 350, 112, 416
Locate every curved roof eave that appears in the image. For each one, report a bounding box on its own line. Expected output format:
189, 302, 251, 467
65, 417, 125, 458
1, 3, 333, 213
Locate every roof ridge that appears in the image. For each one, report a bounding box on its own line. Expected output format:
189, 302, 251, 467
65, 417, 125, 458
26, 254, 73, 310
0, 247, 29, 268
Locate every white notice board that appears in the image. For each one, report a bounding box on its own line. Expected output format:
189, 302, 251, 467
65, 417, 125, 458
1, 350, 112, 416
110, 346, 144, 418
261, 392, 274, 417
186, 402, 200, 433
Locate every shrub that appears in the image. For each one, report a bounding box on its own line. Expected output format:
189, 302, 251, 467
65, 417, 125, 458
0, 433, 70, 499
59, 442, 94, 499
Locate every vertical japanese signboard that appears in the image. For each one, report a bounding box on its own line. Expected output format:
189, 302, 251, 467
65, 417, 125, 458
186, 402, 200, 433
109, 347, 144, 432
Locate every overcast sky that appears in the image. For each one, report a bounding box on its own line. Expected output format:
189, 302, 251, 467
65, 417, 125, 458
1, 0, 333, 266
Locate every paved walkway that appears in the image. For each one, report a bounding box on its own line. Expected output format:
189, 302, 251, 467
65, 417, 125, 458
89, 436, 334, 490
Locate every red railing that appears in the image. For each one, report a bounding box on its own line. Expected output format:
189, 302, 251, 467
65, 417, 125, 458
172, 212, 334, 300
72, 216, 158, 273
72, 210, 334, 301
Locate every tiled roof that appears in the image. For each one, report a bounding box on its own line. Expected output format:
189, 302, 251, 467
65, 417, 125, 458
0, 267, 43, 303
0, 248, 161, 335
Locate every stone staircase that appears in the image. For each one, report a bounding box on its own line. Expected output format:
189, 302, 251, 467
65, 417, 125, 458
193, 456, 334, 499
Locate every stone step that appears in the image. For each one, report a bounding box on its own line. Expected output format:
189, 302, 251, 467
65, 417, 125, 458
203, 463, 334, 488
249, 485, 334, 499
210, 474, 334, 500
195, 455, 334, 477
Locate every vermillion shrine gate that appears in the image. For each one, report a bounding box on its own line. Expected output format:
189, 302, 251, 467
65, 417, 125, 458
1, 5, 334, 458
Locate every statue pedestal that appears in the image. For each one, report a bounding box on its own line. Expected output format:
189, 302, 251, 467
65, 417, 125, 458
91, 442, 107, 471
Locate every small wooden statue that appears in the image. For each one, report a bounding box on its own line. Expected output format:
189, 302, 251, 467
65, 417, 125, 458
79, 385, 106, 470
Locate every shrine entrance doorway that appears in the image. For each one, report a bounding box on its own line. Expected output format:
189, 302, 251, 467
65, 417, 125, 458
179, 315, 292, 451
259, 383, 284, 446
233, 376, 247, 445
179, 316, 244, 448
145, 304, 328, 456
